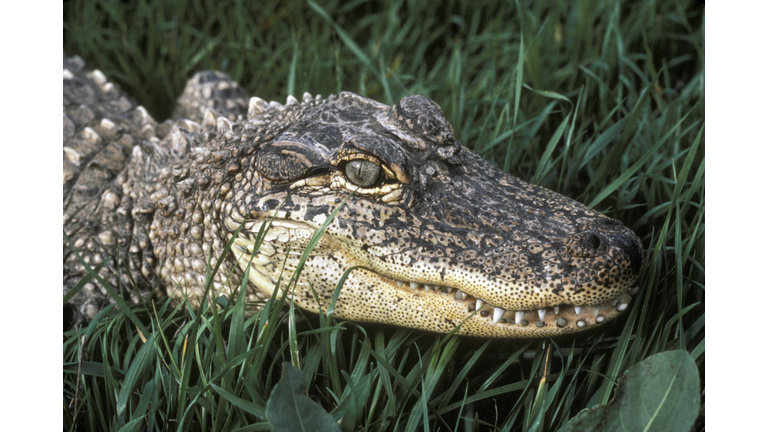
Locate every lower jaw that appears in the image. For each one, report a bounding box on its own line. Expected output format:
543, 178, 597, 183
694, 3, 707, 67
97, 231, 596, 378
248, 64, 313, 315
467, 291, 635, 332
376, 275, 638, 337
236, 246, 637, 337
304, 269, 638, 338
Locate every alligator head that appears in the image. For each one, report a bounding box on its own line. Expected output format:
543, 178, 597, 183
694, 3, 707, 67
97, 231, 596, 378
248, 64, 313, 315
147, 90, 643, 337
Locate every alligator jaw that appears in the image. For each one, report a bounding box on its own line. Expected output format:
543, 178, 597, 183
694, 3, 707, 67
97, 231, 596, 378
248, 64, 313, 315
321, 272, 635, 338
379, 277, 635, 337
232, 219, 637, 338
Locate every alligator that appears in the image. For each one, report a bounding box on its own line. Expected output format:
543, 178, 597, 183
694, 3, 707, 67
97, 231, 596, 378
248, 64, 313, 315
63, 55, 643, 337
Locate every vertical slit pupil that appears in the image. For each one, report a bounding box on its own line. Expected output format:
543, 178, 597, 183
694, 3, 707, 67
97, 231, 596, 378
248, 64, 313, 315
345, 160, 382, 187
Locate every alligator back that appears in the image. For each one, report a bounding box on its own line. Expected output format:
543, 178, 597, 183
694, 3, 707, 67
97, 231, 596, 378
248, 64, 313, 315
63, 55, 250, 326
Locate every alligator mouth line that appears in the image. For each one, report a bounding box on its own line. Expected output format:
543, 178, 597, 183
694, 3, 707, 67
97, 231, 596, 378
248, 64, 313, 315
231, 219, 639, 335
381, 275, 638, 329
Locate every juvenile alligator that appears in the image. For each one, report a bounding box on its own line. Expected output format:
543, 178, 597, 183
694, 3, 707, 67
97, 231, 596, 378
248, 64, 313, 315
63, 55, 643, 337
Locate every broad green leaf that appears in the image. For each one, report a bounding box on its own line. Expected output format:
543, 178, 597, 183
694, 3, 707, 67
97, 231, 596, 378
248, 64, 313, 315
558, 351, 700, 432
266, 363, 341, 432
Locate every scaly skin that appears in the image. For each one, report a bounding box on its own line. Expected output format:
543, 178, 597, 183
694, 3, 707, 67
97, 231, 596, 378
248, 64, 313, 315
63, 55, 643, 337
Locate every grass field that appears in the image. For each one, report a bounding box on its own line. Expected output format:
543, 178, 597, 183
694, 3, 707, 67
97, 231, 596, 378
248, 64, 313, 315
63, 1, 705, 431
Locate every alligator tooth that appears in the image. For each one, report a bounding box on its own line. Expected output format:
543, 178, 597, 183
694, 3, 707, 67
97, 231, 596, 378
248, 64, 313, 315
576, 319, 586, 328
537, 309, 546, 322
629, 286, 639, 295
492, 307, 505, 324
302, 92, 313, 102
410, 282, 418, 290
553, 306, 560, 315
455, 290, 467, 301
396, 280, 403, 287
573, 306, 582, 316
556, 317, 568, 328
476, 299, 484, 311
611, 298, 619, 306
286, 95, 298, 105
515, 311, 525, 324
616, 302, 627, 311
593, 306, 601, 317
596, 315, 605, 323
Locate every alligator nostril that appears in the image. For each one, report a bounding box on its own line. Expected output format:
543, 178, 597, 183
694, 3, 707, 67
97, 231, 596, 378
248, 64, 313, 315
565, 232, 606, 257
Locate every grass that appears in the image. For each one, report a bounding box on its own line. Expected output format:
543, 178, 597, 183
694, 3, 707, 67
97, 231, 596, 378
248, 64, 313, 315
63, 0, 704, 431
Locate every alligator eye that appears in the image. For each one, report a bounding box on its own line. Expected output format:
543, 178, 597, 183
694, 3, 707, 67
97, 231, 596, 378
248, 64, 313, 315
345, 160, 383, 187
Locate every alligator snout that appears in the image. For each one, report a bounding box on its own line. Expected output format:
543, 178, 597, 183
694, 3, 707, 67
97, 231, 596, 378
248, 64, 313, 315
612, 231, 644, 274
593, 218, 644, 275
567, 218, 642, 263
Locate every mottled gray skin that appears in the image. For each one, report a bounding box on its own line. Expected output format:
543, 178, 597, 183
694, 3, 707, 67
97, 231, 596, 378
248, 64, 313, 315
63, 55, 643, 337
